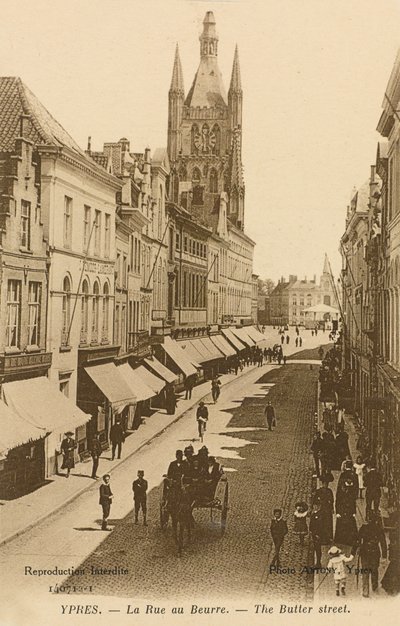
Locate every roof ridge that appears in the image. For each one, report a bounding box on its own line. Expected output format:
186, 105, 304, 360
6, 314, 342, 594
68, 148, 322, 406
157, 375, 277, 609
16, 78, 51, 144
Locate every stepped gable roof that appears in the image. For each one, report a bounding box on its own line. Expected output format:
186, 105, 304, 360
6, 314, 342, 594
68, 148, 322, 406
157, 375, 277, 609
350, 179, 370, 214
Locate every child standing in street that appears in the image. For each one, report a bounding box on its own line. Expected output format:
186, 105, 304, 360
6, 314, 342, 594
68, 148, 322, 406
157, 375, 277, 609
353, 455, 366, 498
327, 546, 353, 596
270, 508, 288, 567
293, 501, 309, 545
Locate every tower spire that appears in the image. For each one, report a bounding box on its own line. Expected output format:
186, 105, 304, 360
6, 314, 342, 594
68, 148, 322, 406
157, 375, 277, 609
199, 11, 218, 58
323, 253, 330, 275
170, 43, 184, 94
229, 45, 242, 92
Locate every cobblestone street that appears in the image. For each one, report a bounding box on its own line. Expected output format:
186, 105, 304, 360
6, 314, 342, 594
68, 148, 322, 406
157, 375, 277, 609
61, 362, 319, 601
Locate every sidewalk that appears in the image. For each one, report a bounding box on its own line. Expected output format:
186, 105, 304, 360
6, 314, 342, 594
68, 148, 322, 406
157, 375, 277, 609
0, 363, 263, 547
313, 403, 388, 600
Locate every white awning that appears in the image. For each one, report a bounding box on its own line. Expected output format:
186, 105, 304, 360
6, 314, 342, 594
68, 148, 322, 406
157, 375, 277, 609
0, 398, 46, 457
2, 377, 90, 434
144, 357, 178, 384
210, 334, 237, 357
221, 327, 247, 351
161, 336, 199, 377
134, 366, 165, 394
84, 363, 136, 410
198, 337, 224, 360
117, 363, 154, 401
230, 326, 255, 347
246, 326, 268, 345
178, 339, 206, 365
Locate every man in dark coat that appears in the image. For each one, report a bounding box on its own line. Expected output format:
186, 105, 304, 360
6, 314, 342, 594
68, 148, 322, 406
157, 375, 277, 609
309, 503, 325, 567
99, 474, 113, 530
270, 508, 288, 567
184, 376, 194, 400
312, 480, 334, 544
196, 402, 208, 439
165, 383, 177, 415
365, 464, 383, 518
264, 401, 276, 431
110, 418, 124, 461
167, 449, 184, 482
60, 431, 76, 477
89, 432, 102, 479
334, 479, 358, 548
335, 430, 351, 468
132, 470, 148, 526
311, 432, 323, 477
352, 512, 387, 597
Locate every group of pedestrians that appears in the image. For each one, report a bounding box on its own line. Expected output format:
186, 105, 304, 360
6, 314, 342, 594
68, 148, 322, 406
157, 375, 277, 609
98, 469, 148, 531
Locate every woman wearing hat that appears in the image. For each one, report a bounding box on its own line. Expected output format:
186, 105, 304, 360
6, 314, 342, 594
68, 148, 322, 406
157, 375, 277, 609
293, 501, 309, 545
327, 546, 353, 596
334, 478, 358, 549
60, 431, 76, 478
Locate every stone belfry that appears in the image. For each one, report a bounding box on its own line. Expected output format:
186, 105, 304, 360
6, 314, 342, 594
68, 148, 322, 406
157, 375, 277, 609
167, 11, 245, 230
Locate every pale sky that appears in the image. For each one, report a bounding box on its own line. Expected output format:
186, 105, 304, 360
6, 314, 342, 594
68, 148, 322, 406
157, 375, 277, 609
1, 0, 399, 282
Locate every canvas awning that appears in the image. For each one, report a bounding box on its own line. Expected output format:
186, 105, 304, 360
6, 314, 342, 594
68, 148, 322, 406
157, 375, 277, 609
198, 337, 224, 360
117, 363, 155, 402
246, 326, 267, 345
84, 363, 136, 410
2, 377, 91, 433
143, 357, 178, 384
229, 326, 255, 347
0, 399, 46, 457
179, 339, 207, 364
134, 366, 165, 394
161, 336, 199, 377
221, 327, 247, 351
210, 334, 237, 357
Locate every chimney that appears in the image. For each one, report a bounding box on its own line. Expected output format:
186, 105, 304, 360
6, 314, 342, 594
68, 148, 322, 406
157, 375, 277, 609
87, 136, 92, 153
313, 274, 316, 283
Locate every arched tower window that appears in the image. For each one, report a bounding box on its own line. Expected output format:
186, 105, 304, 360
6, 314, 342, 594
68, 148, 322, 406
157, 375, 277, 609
209, 169, 218, 193
191, 124, 199, 154
192, 168, 203, 206
212, 124, 220, 155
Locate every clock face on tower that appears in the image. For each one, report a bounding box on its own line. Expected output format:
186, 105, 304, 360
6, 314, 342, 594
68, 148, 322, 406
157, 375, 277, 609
194, 127, 216, 153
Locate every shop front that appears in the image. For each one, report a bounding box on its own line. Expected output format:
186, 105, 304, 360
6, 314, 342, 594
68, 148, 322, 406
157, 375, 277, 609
82, 362, 137, 444
0, 399, 47, 499
1, 376, 90, 477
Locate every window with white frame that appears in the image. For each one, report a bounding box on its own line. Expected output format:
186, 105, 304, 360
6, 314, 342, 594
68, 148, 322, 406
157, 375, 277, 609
64, 196, 72, 248
6, 280, 21, 348
83, 205, 91, 252
104, 213, 111, 258
94, 210, 101, 256
61, 276, 71, 346
28, 281, 41, 346
92, 281, 100, 341
80, 280, 89, 343
102, 283, 109, 341
21, 200, 31, 249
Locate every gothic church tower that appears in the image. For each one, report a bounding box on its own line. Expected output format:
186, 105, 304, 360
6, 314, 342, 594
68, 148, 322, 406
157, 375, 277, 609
167, 11, 245, 230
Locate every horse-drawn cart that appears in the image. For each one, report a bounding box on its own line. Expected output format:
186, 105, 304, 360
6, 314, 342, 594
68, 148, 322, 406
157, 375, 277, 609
159, 472, 229, 554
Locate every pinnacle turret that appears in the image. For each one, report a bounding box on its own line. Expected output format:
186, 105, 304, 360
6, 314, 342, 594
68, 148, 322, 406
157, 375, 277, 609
199, 11, 219, 58
169, 44, 184, 94
229, 45, 242, 92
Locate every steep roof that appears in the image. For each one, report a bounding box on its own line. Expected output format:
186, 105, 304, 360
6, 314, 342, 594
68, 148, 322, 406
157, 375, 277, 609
229, 45, 242, 92
0, 77, 85, 156
170, 44, 185, 94
185, 58, 227, 108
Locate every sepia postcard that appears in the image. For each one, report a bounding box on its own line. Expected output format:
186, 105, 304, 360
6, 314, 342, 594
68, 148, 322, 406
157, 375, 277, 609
0, 0, 399, 624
